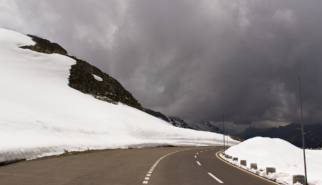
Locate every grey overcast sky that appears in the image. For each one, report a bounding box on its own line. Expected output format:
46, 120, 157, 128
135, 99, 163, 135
1, 0, 322, 130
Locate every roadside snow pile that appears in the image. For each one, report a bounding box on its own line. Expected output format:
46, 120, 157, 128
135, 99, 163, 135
0, 28, 239, 162
221, 137, 322, 185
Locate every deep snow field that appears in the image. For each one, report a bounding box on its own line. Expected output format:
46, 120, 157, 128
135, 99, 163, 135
0, 28, 239, 162
222, 137, 322, 185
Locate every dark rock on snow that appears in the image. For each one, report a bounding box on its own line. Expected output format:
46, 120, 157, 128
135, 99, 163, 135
68, 56, 144, 111
20, 34, 67, 55
146, 109, 170, 123
188, 120, 222, 133
20, 34, 148, 113
168, 117, 193, 129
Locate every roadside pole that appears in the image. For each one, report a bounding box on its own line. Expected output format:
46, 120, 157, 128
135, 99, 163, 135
298, 77, 308, 185
223, 114, 225, 153
227, 129, 229, 149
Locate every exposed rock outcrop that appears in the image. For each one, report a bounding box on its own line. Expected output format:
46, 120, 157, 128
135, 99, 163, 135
68, 56, 144, 111
146, 109, 170, 123
20, 34, 67, 55
20, 34, 146, 112
229, 135, 245, 142
168, 117, 193, 129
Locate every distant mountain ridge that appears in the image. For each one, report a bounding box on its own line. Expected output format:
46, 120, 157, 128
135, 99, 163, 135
168, 117, 193, 129
187, 120, 222, 133
146, 109, 222, 133
146, 109, 170, 123
236, 123, 322, 148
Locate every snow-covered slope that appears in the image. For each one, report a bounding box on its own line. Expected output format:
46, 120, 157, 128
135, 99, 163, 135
224, 137, 322, 185
0, 28, 238, 162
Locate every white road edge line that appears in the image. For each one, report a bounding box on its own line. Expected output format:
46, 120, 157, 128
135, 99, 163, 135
216, 151, 279, 185
196, 161, 201, 166
208, 172, 223, 183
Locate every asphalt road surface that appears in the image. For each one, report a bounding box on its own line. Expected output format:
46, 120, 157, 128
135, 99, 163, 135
0, 146, 277, 185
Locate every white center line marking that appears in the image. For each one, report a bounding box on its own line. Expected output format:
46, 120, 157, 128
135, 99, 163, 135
195, 156, 197, 158
208, 172, 223, 183
196, 161, 201, 166
142, 149, 192, 184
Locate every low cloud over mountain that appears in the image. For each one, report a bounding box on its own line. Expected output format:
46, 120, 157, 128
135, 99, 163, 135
2, 0, 322, 128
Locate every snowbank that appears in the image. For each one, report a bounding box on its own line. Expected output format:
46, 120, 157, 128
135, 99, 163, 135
0, 28, 239, 162
222, 137, 322, 185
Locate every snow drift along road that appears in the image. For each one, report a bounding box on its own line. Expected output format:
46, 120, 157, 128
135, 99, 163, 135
0, 28, 238, 162
225, 137, 322, 185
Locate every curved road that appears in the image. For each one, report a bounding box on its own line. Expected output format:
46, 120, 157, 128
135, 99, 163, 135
0, 146, 277, 185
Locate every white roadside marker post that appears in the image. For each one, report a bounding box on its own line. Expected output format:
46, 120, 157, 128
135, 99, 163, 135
293, 175, 306, 185
266, 167, 276, 175
250, 163, 257, 170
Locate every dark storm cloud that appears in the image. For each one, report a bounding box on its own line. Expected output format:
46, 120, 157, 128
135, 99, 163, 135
1, 0, 322, 128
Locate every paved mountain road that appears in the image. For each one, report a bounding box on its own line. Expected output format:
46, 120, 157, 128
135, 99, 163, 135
0, 146, 276, 185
